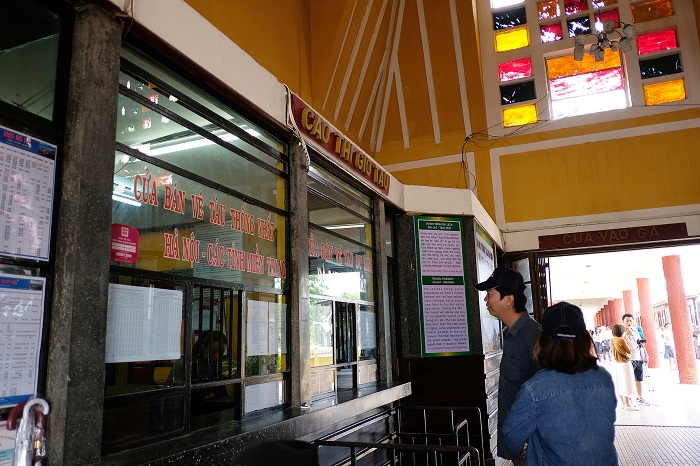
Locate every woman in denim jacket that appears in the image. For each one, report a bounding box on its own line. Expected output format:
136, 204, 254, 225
502, 302, 618, 465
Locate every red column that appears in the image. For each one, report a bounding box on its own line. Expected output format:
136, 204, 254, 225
608, 299, 618, 325
637, 278, 660, 368
661, 255, 698, 385
615, 298, 625, 322
603, 304, 610, 327
622, 290, 634, 316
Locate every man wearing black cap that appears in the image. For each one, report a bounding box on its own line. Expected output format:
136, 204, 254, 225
475, 267, 541, 466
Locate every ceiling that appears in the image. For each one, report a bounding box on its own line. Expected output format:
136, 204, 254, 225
549, 243, 700, 320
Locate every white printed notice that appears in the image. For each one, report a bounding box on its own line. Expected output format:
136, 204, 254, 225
0, 125, 56, 261
246, 300, 288, 356
414, 217, 471, 355
105, 284, 182, 363
0, 274, 46, 409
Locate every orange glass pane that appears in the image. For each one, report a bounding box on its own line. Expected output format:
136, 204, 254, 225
643, 79, 686, 105
537, 1, 559, 20
495, 27, 530, 52
546, 49, 621, 79
631, 0, 673, 23
503, 104, 538, 127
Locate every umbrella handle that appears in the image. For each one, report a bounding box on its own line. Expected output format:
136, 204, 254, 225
6, 402, 27, 431
6, 399, 50, 430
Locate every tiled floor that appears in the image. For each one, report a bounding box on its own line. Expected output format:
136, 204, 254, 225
611, 361, 700, 465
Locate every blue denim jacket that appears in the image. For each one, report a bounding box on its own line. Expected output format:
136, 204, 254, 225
502, 367, 618, 466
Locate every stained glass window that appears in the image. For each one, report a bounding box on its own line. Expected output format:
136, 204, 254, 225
631, 0, 673, 23
594, 9, 620, 30
564, 0, 588, 16
495, 27, 530, 52
493, 6, 527, 30
538, 1, 560, 21
639, 53, 682, 79
500, 80, 536, 105
503, 104, 538, 127
541, 23, 564, 43
643, 79, 686, 105
567, 16, 591, 37
546, 50, 627, 118
637, 29, 678, 55
499, 58, 533, 81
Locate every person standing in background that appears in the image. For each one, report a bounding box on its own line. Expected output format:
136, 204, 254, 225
610, 324, 638, 411
475, 267, 541, 466
661, 323, 677, 369
622, 313, 650, 406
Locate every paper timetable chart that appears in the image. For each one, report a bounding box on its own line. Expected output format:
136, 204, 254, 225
105, 284, 183, 363
0, 274, 46, 410
0, 125, 56, 261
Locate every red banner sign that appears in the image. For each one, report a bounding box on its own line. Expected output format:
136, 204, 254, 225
111, 223, 139, 264
538, 223, 688, 250
290, 94, 390, 194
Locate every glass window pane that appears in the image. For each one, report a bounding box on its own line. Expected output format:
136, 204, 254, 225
564, 0, 588, 16
594, 8, 620, 30
550, 88, 628, 118
491, 0, 525, 8
593, 0, 617, 7
500, 81, 536, 105
335, 302, 356, 363
0, 0, 61, 121
244, 292, 288, 376
493, 6, 527, 30
102, 392, 184, 454
310, 299, 334, 367
309, 163, 371, 208
499, 58, 533, 82
495, 27, 530, 52
550, 68, 624, 100
541, 23, 564, 43
643, 79, 686, 105
631, 0, 674, 23
503, 104, 538, 127
547, 49, 621, 79
637, 29, 678, 55
190, 382, 238, 430
308, 192, 373, 247
308, 226, 374, 301
244, 380, 286, 415
111, 155, 288, 289
192, 287, 239, 381
639, 53, 683, 79
567, 15, 591, 37
359, 305, 376, 360
538, 1, 560, 21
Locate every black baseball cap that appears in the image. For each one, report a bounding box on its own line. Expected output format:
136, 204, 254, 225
474, 267, 526, 293
543, 302, 587, 339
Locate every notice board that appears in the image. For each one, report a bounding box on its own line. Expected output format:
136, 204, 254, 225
414, 216, 471, 356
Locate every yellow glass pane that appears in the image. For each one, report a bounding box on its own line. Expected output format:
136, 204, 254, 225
643, 79, 686, 105
547, 49, 621, 79
503, 104, 538, 127
631, 0, 673, 23
495, 27, 530, 53
537, 1, 559, 20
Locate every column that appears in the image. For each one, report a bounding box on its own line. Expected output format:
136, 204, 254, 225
637, 278, 660, 368
608, 300, 617, 325
45, 6, 123, 464
622, 290, 634, 317
661, 255, 698, 385
615, 298, 625, 323
603, 304, 610, 327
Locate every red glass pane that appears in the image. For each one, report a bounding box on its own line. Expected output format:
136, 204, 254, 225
594, 9, 620, 30
637, 29, 678, 55
498, 58, 533, 81
549, 68, 623, 100
540, 23, 563, 43
564, 0, 588, 15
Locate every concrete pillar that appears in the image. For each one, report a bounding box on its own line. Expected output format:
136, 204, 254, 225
661, 255, 698, 385
289, 143, 310, 405
373, 197, 393, 384
637, 278, 660, 368
45, 6, 123, 464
